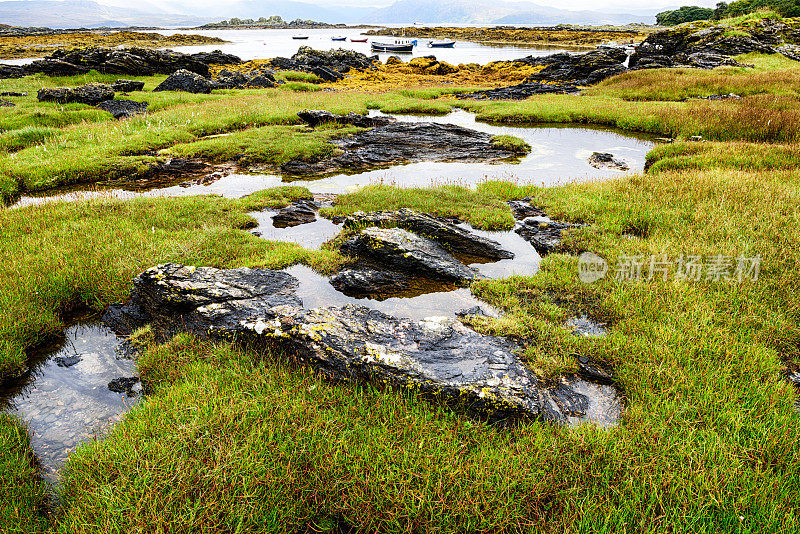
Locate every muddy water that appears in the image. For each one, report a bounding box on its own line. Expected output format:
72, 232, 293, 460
0, 323, 138, 479
11, 110, 655, 207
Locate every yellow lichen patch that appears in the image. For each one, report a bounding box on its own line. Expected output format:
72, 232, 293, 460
0, 31, 226, 60
365, 26, 649, 49
327, 61, 546, 92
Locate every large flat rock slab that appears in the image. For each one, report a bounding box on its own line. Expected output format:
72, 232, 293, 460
105, 263, 620, 425
281, 122, 519, 175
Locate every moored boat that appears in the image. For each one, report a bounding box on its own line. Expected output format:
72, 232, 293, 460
371, 39, 415, 53
331, 36, 347, 41
350, 37, 368, 42
428, 40, 455, 48
292, 35, 309, 40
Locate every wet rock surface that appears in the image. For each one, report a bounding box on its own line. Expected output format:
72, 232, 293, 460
37, 83, 115, 105
344, 209, 513, 261
298, 109, 396, 128
508, 198, 546, 220
108, 377, 140, 395
281, 122, 521, 175
340, 227, 480, 285
212, 68, 278, 89
0, 47, 216, 79
330, 267, 411, 297
96, 99, 148, 119
515, 216, 582, 255
111, 79, 145, 92
516, 49, 629, 86
588, 152, 629, 171
190, 50, 242, 65
271, 199, 320, 228
269, 46, 379, 79
461, 81, 579, 100
108, 263, 621, 424
153, 69, 214, 94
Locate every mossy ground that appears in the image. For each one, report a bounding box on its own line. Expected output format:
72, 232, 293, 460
0, 31, 225, 60
1, 38, 800, 533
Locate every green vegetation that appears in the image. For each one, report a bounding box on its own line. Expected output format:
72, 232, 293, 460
0, 415, 50, 533
656, 5, 715, 26
723, 0, 800, 18
490, 134, 532, 155
4, 26, 800, 532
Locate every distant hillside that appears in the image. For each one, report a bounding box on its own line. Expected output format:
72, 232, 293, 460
0, 0, 206, 28
364, 0, 655, 25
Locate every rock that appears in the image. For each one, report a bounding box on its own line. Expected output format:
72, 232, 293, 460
515, 217, 581, 255
108, 263, 621, 424
588, 152, 629, 171
282, 122, 520, 175
343, 208, 513, 261
244, 74, 276, 88
269, 46, 379, 78
385, 55, 402, 65
55, 355, 81, 368
456, 306, 496, 318
96, 99, 148, 119
459, 81, 579, 100
48, 47, 210, 77
108, 377, 140, 395
330, 267, 410, 297
190, 50, 242, 65
271, 199, 319, 228
0, 64, 28, 79
212, 69, 249, 89
111, 79, 145, 92
340, 227, 479, 284
507, 198, 545, 220
576, 355, 616, 384
153, 69, 213, 94
518, 49, 629, 86
297, 109, 395, 128
26, 59, 90, 77
0, 99, 14, 107
37, 83, 115, 105
0, 91, 27, 97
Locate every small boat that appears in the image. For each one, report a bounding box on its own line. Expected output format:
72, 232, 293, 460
292, 35, 309, 40
350, 37, 368, 42
371, 39, 415, 53
428, 40, 455, 48
331, 36, 347, 41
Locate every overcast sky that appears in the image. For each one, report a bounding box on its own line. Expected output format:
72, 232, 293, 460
98, 0, 722, 11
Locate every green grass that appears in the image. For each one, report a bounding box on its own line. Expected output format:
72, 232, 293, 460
490, 134, 532, 155
277, 70, 323, 84
0, 415, 50, 533
322, 184, 517, 230
0, 186, 342, 380
646, 140, 800, 173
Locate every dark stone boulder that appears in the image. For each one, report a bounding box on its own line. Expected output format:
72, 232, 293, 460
55, 355, 81, 368
515, 217, 581, 255
0, 64, 28, 79
343, 208, 513, 261
282, 122, 520, 175
588, 152, 629, 171
340, 227, 480, 284
0, 91, 27, 97
106, 263, 621, 424
271, 199, 319, 228
108, 377, 140, 395
311, 65, 344, 82
298, 109, 395, 128
245, 74, 277, 88
191, 50, 242, 65
96, 99, 148, 119
330, 267, 411, 297
270, 46, 379, 78
212, 69, 249, 89
0, 99, 14, 107
111, 79, 145, 92
507, 198, 545, 220
37, 83, 115, 105
459, 81, 579, 100
153, 69, 213, 94
520, 49, 629, 86
26, 59, 90, 77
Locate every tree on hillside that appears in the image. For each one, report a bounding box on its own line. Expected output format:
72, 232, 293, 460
656, 5, 715, 25
713, 2, 729, 19
723, 0, 800, 17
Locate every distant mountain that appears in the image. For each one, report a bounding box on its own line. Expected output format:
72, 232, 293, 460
365, 0, 654, 25
175, 0, 368, 24
0, 0, 206, 28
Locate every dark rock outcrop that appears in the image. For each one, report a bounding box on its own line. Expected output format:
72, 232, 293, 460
153, 69, 213, 94
106, 263, 620, 424
588, 152, 629, 171
517, 49, 629, 86
111, 79, 145, 92
340, 227, 480, 285
330, 267, 411, 297
37, 83, 115, 105
460, 81, 579, 100
212, 69, 249, 89
271, 199, 320, 228
190, 50, 242, 65
343, 209, 513, 261
507, 198, 546, 220
269, 46, 379, 78
108, 377, 140, 395
96, 99, 148, 119
281, 122, 520, 175
298, 109, 395, 128
0, 64, 27, 79
26, 58, 89, 77
515, 217, 581, 255
55, 355, 81, 368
